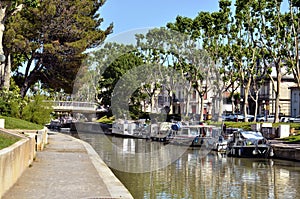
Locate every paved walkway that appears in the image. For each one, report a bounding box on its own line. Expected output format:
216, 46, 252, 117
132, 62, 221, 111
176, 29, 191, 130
2, 131, 133, 199
270, 139, 300, 148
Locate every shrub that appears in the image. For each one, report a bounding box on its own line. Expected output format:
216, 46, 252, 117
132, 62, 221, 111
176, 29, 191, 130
0, 83, 24, 118
22, 94, 53, 125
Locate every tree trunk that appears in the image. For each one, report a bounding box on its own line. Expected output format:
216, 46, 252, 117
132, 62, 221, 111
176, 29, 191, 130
275, 71, 281, 123
243, 79, 251, 122
0, 8, 5, 89
3, 53, 10, 89
254, 91, 259, 122
185, 82, 192, 117
217, 90, 223, 122
199, 96, 204, 121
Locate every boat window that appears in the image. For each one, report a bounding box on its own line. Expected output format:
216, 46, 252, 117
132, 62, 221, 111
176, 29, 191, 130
182, 129, 189, 135
190, 128, 198, 136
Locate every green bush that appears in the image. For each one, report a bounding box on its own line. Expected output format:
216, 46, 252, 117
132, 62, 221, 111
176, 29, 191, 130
96, 115, 114, 124
0, 83, 24, 118
22, 94, 53, 125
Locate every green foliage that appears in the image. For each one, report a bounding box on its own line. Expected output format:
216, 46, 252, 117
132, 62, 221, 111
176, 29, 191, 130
5, 0, 113, 97
96, 115, 114, 124
0, 83, 24, 118
98, 48, 143, 108
22, 94, 53, 125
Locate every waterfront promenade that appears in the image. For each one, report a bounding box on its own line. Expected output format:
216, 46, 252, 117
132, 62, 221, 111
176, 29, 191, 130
2, 131, 133, 199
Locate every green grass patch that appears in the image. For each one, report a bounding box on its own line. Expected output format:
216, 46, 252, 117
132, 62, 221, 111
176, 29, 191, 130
0, 115, 44, 130
0, 132, 21, 150
279, 132, 300, 143
96, 115, 114, 124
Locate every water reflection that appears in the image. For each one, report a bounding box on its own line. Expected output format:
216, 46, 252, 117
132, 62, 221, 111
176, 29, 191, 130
74, 132, 300, 199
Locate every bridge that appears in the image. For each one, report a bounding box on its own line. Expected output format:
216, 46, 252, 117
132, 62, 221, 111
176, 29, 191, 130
51, 101, 101, 113
51, 101, 107, 121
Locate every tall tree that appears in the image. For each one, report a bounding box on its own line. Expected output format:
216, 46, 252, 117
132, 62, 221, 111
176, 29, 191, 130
6, 0, 112, 97
255, 0, 290, 123
284, 0, 300, 88
0, 0, 38, 90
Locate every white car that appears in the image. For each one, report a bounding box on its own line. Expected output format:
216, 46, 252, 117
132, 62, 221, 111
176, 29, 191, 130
280, 117, 290, 123
289, 115, 300, 123
256, 115, 275, 122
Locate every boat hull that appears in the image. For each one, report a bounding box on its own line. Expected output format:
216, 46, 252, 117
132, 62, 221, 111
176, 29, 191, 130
227, 145, 271, 158
168, 136, 216, 148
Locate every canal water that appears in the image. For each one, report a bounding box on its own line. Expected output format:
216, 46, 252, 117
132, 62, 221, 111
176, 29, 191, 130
73, 131, 300, 199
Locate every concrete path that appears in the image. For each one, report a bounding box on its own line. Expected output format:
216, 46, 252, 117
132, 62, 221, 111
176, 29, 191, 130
2, 131, 133, 199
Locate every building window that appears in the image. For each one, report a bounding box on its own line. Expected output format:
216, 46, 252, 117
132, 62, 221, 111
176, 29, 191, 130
192, 105, 196, 114
192, 90, 196, 100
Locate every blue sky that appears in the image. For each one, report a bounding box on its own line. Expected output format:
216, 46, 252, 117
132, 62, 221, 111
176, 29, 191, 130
99, 0, 220, 38
98, 0, 289, 44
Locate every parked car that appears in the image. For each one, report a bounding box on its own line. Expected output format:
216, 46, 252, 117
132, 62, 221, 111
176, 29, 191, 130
256, 114, 266, 122
228, 114, 244, 122
245, 115, 254, 122
222, 114, 231, 121
256, 115, 275, 122
289, 115, 300, 123
266, 115, 275, 122
280, 117, 290, 123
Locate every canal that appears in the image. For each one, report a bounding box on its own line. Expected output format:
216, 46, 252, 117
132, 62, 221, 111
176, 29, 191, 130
73, 131, 300, 199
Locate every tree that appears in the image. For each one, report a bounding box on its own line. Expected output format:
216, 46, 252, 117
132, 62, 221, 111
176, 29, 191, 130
136, 27, 190, 115
254, 0, 290, 123
283, 0, 300, 88
6, 0, 112, 97
0, 0, 38, 90
91, 43, 139, 107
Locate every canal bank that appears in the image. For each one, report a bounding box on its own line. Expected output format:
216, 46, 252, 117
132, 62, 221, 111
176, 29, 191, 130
270, 139, 300, 161
2, 131, 133, 199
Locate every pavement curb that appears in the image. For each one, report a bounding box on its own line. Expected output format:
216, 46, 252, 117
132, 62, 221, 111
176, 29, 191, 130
67, 134, 134, 199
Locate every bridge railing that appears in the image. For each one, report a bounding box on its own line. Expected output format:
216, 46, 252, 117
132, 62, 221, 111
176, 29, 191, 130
50, 101, 98, 112
52, 101, 97, 108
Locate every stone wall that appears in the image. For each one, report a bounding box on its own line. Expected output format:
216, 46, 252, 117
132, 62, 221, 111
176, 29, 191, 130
0, 128, 48, 197
273, 146, 300, 161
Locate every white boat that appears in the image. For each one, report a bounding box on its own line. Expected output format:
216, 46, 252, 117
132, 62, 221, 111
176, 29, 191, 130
149, 122, 172, 142
213, 135, 228, 153
112, 119, 150, 139
227, 131, 274, 158
167, 124, 220, 148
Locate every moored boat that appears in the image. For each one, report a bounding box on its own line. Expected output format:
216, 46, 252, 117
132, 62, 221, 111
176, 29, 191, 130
149, 122, 172, 142
213, 135, 229, 153
227, 130, 274, 158
112, 119, 150, 139
167, 123, 220, 148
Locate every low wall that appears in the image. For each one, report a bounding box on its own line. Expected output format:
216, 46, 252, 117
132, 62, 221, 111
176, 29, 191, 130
0, 128, 48, 197
74, 122, 109, 134
0, 132, 35, 197
272, 145, 300, 161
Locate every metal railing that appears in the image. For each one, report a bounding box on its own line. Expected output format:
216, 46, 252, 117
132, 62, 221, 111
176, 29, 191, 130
50, 101, 98, 112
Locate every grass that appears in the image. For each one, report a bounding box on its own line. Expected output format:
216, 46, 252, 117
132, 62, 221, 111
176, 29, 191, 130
279, 132, 300, 143
0, 115, 44, 150
0, 132, 21, 150
209, 121, 300, 143
96, 115, 114, 124
212, 121, 300, 131
0, 115, 44, 130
